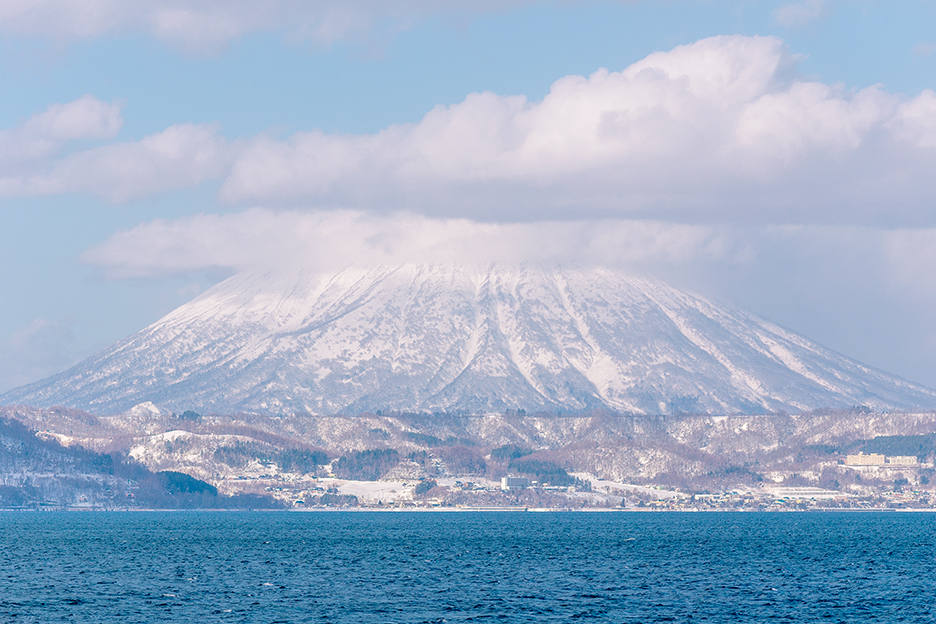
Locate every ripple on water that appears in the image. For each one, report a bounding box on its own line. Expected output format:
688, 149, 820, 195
1, 511, 935, 623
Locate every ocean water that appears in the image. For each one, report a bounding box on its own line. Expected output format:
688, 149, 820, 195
1, 511, 934, 623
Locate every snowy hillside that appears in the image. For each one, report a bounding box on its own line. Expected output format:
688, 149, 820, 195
3, 264, 935, 415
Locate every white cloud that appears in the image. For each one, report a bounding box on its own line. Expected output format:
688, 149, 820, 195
0, 0, 527, 53
5, 36, 936, 222
0, 122, 229, 201
217, 35, 936, 224
0, 95, 123, 169
79, 208, 936, 389
80, 208, 740, 279
85, 209, 935, 301
889, 89, 936, 149
773, 0, 829, 28
0, 95, 225, 202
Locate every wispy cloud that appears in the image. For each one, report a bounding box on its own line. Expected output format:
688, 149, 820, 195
0, 95, 123, 169
82, 208, 936, 303
0, 0, 529, 53
773, 0, 829, 28
0, 119, 230, 201
80, 209, 740, 280
0, 318, 75, 392
78, 207, 936, 389
913, 42, 936, 59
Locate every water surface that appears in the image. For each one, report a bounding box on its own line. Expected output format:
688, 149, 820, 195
1, 511, 934, 622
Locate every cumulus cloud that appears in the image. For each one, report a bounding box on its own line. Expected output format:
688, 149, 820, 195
5, 36, 936, 221
0, 119, 230, 201
0, 0, 526, 53
0, 95, 226, 201
890, 89, 936, 150
0, 95, 123, 169
215, 35, 936, 224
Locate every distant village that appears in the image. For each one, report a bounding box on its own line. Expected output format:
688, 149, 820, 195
4, 405, 936, 512
243, 448, 936, 513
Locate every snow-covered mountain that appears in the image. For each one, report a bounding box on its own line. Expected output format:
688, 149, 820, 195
4, 264, 935, 415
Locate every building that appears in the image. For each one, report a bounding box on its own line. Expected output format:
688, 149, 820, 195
501, 476, 531, 491
770, 487, 848, 500
845, 453, 885, 466
845, 453, 919, 466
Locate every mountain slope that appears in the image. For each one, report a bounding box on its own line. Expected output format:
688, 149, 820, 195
3, 264, 935, 415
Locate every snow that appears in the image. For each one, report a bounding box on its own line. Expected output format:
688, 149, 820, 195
4, 263, 935, 415
569, 472, 685, 499
324, 478, 414, 503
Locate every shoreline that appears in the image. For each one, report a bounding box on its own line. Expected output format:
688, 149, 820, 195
3, 506, 935, 513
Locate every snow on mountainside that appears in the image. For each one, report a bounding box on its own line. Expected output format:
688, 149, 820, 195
3, 264, 935, 415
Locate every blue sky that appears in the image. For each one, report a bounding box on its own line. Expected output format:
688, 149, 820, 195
2, 0, 936, 394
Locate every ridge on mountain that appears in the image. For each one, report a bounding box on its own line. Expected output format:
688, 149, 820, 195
3, 264, 934, 415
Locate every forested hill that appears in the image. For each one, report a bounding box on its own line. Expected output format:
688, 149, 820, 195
0, 415, 281, 509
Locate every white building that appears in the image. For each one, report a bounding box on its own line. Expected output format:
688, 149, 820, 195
845, 453, 885, 466
770, 487, 848, 500
886, 456, 919, 465
501, 476, 531, 491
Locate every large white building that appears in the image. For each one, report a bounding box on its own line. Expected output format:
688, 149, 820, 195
501, 476, 531, 491
845, 453, 885, 466
770, 487, 848, 500
845, 453, 919, 466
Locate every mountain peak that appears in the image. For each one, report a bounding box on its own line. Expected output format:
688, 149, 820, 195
4, 264, 934, 415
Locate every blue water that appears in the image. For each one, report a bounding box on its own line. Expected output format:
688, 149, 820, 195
1, 511, 935, 623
